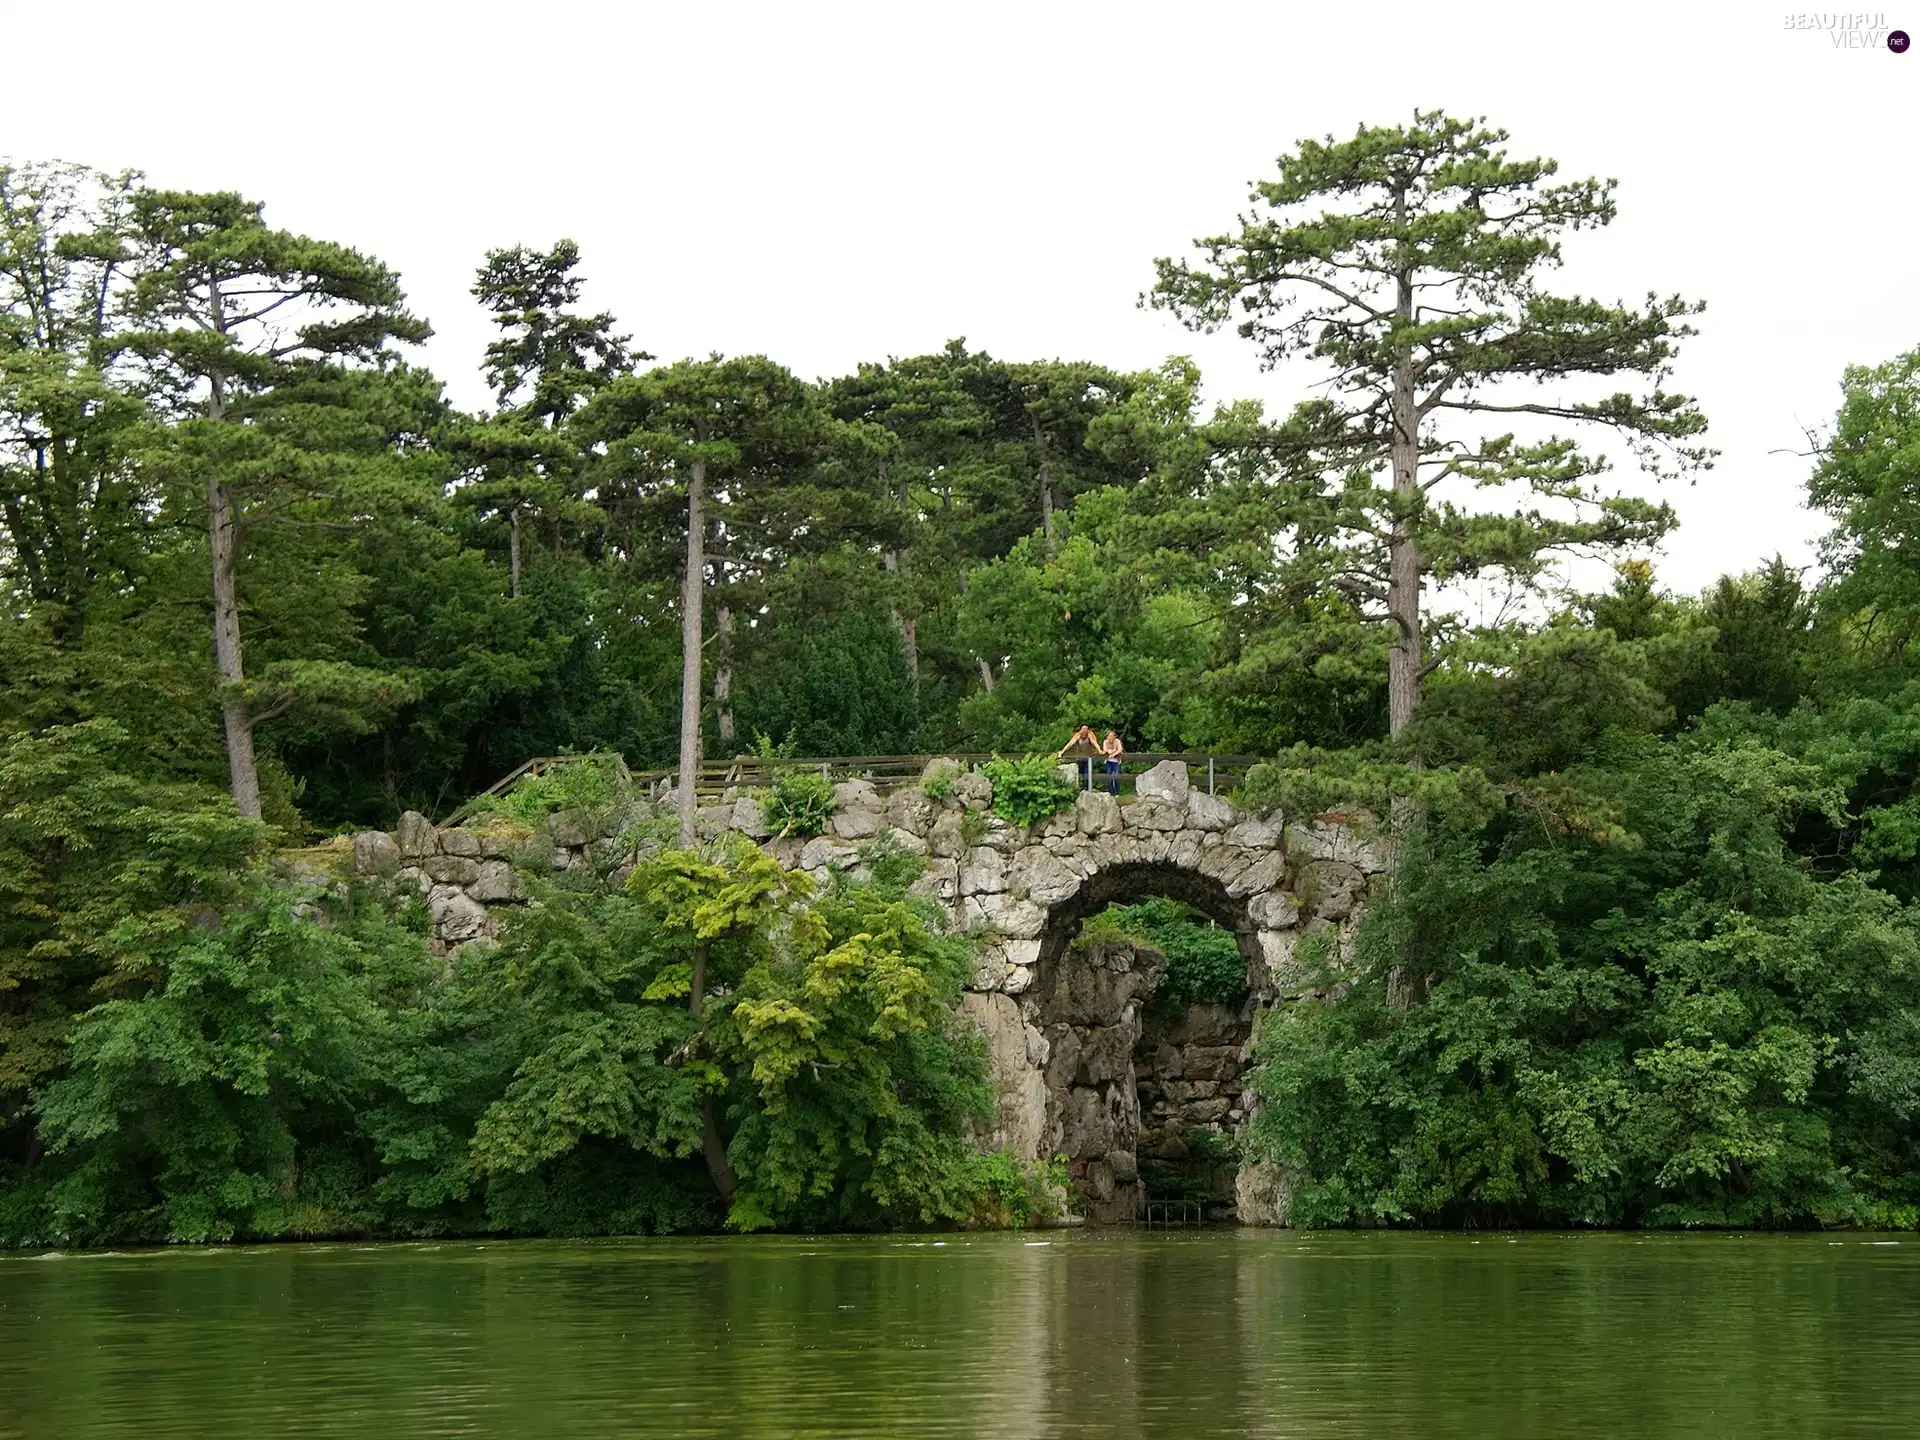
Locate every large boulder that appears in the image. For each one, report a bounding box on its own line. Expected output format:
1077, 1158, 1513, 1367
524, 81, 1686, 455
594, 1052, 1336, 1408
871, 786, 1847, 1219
731, 796, 771, 839
1074, 790, 1122, 835
879, 826, 929, 856
1302, 858, 1366, 920
958, 847, 1007, 896
396, 810, 436, 859
1226, 816, 1281, 850
1187, 791, 1234, 831
797, 836, 857, 871
1226, 851, 1288, 899
1134, 759, 1191, 807
1008, 848, 1082, 906
885, 788, 935, 836
468, 860, 522, 904
1285, 817, 1390, 873
831, 805, 885, 841
907, 857, 960, 902
1124, 801, 1187, 832
423, 854, 481, 887
927, 811, 966, 859
547, 814, 590, 848
428, 885, 489, 944
353, 830, 402, 875
962, 891, 1046, 938
477, 829, 523, 859
953, 770, 993, 811
1235, 1160, 1291, 1226
833, 778, 882, 811
1248, 889, 1301, 929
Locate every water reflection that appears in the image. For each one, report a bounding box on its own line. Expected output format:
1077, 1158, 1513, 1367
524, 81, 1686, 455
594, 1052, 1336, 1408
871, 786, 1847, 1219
1, 1231, 1917, 1438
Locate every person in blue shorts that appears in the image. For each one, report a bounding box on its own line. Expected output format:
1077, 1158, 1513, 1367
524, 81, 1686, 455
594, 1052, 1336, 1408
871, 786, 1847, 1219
1101, 731, 1124, 795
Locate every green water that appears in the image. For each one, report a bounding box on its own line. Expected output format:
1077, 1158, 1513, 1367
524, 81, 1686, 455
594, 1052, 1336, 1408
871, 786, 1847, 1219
2, 1230, 1917, 1438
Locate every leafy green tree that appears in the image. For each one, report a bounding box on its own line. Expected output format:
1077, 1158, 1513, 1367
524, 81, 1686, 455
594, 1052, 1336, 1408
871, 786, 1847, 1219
734, 605, 930, 756
1252, 725, 1920, 1227
824, 346, 989, 682
717, 869, 989, 1230
1151, 110, 1709, 742
458, 840, 991, 1231
1808, 346, 1920, 669
825, 343, 1150, 702
0, 721, 260, 1174
29, 887, 414, 1243
0, 162, 147, 650
123, 189, 434, 819
455, 861, 710, 1207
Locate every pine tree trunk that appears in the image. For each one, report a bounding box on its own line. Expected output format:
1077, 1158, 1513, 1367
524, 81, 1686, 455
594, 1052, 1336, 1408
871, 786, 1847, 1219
202, 293, 263, 822
1385, 225, 1422, 746
209, 472, 261, 820
677, 457, 706, 849
882, 549, 919, 680
1031, 413, 1057, 553
714, 602, 734, 748
508, 505, 522, 599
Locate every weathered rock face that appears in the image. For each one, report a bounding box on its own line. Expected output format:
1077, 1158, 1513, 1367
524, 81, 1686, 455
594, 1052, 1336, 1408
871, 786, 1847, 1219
990, 933, 1264, 1224
1135, 999, 1255, 1209
351, 759, 1384, 1218
962, 991, 1049, 1163
1029, 936, 1164, 1223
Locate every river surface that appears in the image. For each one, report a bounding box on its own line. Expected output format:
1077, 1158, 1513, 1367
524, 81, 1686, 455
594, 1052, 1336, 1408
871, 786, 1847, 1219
2, 1229, 1917, 1438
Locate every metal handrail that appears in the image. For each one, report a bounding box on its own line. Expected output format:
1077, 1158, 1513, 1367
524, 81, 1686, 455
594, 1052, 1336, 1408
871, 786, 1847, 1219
1143, 1197, 1208, 1227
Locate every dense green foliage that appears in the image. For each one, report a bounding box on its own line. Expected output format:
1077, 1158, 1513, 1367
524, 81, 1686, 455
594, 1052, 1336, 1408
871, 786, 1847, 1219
1, 837, 999, 1243
761, 769, 837, 839
1108, 900, 1248, 1014
6, 117, 1920, 1235
981, 753, 1079, 827
1253, 724, 1920, 1228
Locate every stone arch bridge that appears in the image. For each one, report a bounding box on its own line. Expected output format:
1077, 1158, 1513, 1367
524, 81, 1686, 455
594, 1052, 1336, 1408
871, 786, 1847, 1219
351, 756, 1386, 1223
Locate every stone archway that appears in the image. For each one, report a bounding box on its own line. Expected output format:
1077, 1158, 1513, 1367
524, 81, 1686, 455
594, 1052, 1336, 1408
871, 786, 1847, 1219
949, 761, 1387, 1223
1022, 863, 1264, 1221
357, 756, 1387, 1222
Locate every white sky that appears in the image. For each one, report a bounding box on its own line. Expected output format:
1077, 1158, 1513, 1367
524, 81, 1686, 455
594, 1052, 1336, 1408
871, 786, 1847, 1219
6, 1, 1915, 593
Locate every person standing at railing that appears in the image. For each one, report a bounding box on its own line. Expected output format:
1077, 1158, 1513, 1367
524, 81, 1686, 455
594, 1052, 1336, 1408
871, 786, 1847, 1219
1060, 725, 1102, 790
1101, 731, 1124, 795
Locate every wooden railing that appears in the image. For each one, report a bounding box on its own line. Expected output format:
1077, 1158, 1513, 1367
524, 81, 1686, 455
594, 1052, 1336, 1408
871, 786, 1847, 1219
438, 753, 632, 828
441, 751, 1266, 824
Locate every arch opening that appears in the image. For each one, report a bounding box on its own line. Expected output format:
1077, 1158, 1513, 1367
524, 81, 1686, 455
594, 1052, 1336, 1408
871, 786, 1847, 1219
1024, 864, 1266, 1223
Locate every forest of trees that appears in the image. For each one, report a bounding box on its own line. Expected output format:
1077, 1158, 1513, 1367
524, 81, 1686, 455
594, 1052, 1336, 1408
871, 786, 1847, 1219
4, 112, 1919, 1241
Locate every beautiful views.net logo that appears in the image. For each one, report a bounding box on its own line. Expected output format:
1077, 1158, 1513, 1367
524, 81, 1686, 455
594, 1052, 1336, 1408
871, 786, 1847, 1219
1783, 12, 1911, 47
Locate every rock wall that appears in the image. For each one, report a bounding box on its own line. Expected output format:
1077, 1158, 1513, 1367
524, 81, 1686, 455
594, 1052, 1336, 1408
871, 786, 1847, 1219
1030, 935, 1165, 1222
1136, 999, 1254, 1205
348, 757, 1387, 1221
992, 934, 1266, 1223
